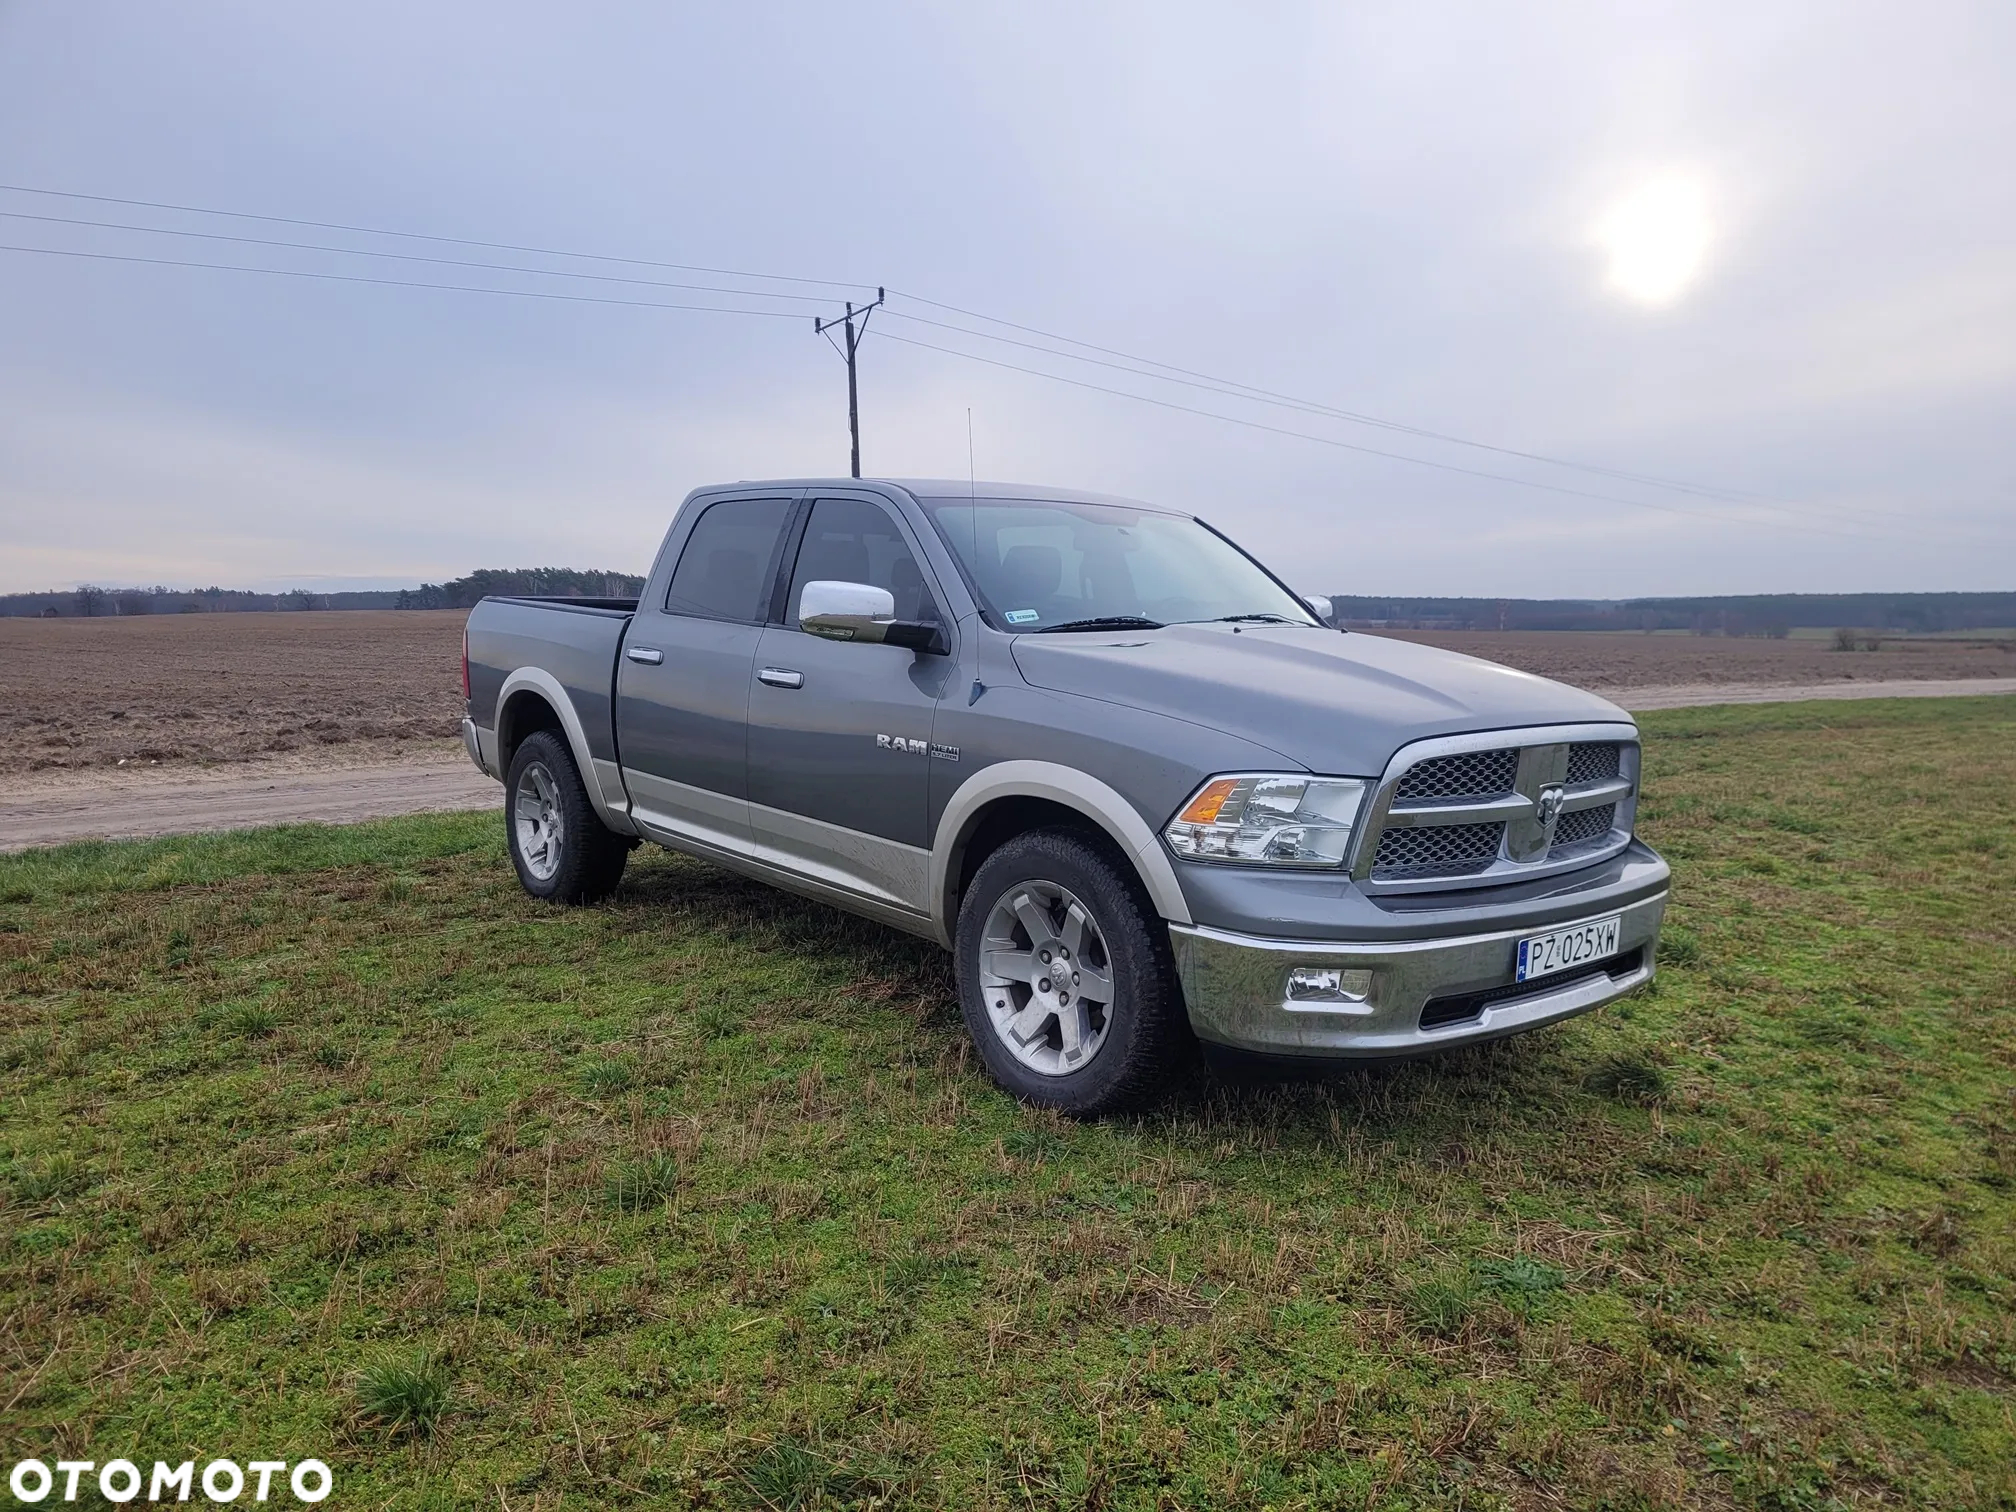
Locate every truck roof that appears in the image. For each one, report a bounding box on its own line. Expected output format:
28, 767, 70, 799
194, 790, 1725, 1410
716, 479, 1180, 513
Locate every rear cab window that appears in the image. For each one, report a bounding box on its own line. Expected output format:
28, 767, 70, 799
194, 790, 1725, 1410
664, 497, 796, 623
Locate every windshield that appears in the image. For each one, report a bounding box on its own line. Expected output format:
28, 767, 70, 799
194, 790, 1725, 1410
919, 498, 1318, 631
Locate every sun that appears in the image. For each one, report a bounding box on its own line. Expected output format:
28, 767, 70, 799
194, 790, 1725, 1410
1595, 173, 1713, 306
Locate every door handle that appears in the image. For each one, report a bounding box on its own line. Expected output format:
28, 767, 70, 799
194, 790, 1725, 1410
625, 646, 664, 665
757, 666, 804, 689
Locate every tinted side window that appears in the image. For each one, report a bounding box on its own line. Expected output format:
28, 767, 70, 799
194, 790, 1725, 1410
664, 497, 794, 622
786, 498, 940, 625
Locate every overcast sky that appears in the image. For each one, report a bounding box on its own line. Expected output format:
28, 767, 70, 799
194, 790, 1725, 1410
1, 2, 2010, 598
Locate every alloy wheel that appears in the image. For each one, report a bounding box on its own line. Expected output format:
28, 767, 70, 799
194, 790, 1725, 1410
513, 760, 565, 882
977, 878, 1116, 1076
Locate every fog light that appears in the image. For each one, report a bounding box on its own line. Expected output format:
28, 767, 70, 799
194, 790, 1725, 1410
1287, 967, 1373, 1003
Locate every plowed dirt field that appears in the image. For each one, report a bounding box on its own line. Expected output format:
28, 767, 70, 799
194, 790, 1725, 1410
1378, 627, 2014, 690
4, 609, 466, 772
4, 611, 2010, 777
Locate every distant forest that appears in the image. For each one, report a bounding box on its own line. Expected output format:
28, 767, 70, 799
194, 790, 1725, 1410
5, 577, 2013, 633
1, 568, 646, 617
1325, 592, 2016, 635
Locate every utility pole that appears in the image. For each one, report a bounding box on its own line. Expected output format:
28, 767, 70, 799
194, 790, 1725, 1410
815, 287, 884, 478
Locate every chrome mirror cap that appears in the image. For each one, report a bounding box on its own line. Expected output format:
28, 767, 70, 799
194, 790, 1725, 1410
800, 580, 896, 643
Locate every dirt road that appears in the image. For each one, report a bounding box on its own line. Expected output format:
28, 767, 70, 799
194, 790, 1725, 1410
1, 757, 501, 853
4, 678, 2010, 853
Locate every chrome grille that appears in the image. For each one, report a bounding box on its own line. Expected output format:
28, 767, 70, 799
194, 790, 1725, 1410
1395, 748, 1518, 801
1551, 802, 1616, 850
1373, 822, 1505, 877
1566, 743, 1620, 784
1357, 726, 1639, 891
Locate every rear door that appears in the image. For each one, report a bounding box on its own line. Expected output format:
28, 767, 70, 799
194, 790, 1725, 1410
616, 493, 798, 849
746, 494, 959, 914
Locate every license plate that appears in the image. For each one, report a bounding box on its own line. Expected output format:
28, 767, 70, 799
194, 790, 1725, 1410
1515, 914, 1622, 983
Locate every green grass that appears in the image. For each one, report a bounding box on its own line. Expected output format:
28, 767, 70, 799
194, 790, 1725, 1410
2, 697, 2012, 1509
355, 1353, 455, 1438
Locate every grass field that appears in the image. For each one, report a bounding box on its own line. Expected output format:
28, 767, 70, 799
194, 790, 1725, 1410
2, 698, 2012, 1510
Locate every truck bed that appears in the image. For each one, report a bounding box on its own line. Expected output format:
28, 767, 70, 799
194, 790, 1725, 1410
464, 595, 637, 778
488, 595, 640, 614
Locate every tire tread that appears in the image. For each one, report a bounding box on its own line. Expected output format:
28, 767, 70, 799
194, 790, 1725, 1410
956, 828, 1186, 1116
505, 730, 629, 905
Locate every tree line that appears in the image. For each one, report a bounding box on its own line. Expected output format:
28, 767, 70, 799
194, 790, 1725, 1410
1324, 591, 2016, 635
2, 569, 645, 617
391, 568, 645, 609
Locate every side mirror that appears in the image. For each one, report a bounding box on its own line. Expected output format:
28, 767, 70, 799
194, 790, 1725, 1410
1304, 594, 1334, 625
800, 580, 894, 641
799, 580, 947, 653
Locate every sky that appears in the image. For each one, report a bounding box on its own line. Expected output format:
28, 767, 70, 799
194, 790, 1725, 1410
0, 1, 2010, 598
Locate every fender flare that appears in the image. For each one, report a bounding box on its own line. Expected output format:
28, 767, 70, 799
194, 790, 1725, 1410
494, 668, 630, 832
929, 760, 1193, 944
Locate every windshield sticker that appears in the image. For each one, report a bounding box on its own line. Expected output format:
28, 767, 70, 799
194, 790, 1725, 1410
1004, 609, 1040, 624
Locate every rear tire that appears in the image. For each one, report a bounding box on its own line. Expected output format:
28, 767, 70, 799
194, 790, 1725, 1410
505, 730, 629, 904
955, 829, 1185, 1117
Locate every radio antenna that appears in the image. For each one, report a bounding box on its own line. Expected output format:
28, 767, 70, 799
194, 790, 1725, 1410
966, 407, 979, 568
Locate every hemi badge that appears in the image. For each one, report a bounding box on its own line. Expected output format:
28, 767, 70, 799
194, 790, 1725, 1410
930, 743, 961, 762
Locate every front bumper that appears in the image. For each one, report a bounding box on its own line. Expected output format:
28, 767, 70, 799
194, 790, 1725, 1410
1170, 887, 1666, 1057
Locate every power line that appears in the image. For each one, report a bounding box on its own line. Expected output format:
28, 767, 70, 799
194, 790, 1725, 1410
870, 328, 1891, 539
3, 234, 881, 478
0, 181, 1823, 516
4, 200, 1904, 527
0, 243, 812, 320
0, 183, 1940, 537
0, 209, 843, 306
0, 181, 874, 293
3, 182, 1785, 512
882, 293, 1923, 532
2, 206, 891, 480
0, 234, 1901, 539
883, 299, 1791, 508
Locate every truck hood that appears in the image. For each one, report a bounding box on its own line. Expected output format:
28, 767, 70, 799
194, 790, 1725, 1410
1009, 625, 1631, 775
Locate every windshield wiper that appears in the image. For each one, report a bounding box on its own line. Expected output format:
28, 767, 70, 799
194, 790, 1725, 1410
1207, 613, 1305, 625
1027, 615, 1165, 633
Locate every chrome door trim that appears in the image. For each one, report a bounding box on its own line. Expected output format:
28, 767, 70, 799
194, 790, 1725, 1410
651, 826, 939, 941
744, 795, 932, 914
623, 768, 751, 850
623, 770, 936, 934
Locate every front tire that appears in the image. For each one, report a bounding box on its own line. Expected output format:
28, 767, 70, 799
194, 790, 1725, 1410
955, 829, 1185, 1116
505, 730, 629, 904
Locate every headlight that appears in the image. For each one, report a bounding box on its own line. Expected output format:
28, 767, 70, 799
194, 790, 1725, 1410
1164, 774, 1368, 867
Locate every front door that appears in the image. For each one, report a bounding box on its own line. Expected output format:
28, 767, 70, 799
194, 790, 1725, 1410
746, 495, 958, 914
616, 493, 796, 849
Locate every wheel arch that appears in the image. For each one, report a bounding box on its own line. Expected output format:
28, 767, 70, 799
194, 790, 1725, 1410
930, 761, 1193, 946
493, 669, 628, 831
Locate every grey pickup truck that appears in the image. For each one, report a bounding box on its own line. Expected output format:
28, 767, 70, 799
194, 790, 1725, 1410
462, 479, 1668, 1114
